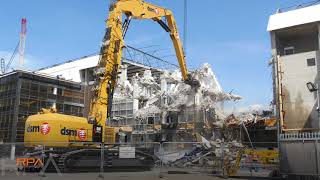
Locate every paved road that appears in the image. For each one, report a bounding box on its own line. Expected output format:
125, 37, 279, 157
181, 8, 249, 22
1, 172, 249, 180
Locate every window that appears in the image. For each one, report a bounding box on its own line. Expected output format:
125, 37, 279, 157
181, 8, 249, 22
30, 83, 39, 92
57, 88, 64, 96
307, 58, 316, 66
284, 46, 295, 55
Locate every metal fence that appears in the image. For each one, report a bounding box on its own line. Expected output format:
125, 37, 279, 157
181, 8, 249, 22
279, 132, 320, 179
0, 141, 279, 178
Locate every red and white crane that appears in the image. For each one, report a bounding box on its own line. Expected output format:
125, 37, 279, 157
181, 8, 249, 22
0, 18, 27, 74
18, 18, 27, 69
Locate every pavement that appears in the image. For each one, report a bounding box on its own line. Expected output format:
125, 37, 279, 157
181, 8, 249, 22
0, 171, 252, 180
0, 158, 277, 180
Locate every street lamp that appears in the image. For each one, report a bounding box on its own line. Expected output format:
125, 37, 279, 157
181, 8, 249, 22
307, 82, 318, 92
306, 81, 319, 110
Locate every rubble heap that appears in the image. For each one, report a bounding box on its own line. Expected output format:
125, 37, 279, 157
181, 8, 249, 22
132, 63, 241, 121
160, 138, 244, 169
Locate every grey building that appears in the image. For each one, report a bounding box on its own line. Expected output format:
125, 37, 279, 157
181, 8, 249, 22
268, 3, 320, 177
269, 13, 320, 131
0, 70, 84, 143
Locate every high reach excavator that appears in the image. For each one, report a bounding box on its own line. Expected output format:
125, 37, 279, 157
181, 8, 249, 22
23, 0, 197, 171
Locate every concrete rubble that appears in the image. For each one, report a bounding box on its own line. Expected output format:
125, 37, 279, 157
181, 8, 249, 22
114, 63, 241, 119
113, 63, 273, 168
159, 137, 244, 169
225, 105, 274, 126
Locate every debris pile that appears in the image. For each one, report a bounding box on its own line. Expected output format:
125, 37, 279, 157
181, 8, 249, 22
130, 63, 242, 122
160, 138, 244, 169
224, 105, 274, 127
225, 113, 257, 126
113, 63, 275, 156
111, 62, 277, 174
112, 63, 243, 130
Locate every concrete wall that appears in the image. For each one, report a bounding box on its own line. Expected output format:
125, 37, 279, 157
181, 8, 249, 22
267, 4, 320, 31
269, 6, 320, 177
280, 51, 320, 129
38, 55, 99, 82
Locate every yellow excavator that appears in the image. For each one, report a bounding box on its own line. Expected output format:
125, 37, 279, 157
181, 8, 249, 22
23, 0, 196, 171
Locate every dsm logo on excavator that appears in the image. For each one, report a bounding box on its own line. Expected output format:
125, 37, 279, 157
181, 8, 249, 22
26, 122, 51, 135
78, 128, 87, 141
40, 122, 50, 135
60, 127, 87, 141
27, 124, 87, 140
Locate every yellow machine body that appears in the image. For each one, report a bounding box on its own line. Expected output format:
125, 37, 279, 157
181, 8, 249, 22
24, 113, 116, 147
24, 113, 92, 147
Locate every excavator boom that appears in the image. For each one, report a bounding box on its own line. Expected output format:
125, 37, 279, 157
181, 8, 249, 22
89, 0, 190, 142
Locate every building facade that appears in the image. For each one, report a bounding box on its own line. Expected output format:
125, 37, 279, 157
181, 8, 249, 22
0, 50, 167, 148
268, 4, 320, 131
268, 3, 320, 177
37, 51, 166, 117
0, 70, 84, 143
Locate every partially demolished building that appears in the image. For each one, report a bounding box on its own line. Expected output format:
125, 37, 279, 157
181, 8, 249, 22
0, 42, 279, 173
40, 50, 242, 144
38, 47, 276, 146
116, 63, 242, 143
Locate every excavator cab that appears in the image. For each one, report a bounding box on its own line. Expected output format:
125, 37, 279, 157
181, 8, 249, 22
92, 125, 103, 142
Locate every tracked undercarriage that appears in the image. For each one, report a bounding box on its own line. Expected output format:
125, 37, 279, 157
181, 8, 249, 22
21, 146, 155, 172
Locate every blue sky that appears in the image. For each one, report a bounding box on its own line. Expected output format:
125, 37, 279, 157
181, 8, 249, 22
0, 0, 308, 111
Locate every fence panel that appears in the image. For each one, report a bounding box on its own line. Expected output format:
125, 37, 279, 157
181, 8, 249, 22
157, 141, 279, 178
0, 141, 280, 178
233, 142, 279, 178
159, 142, 222, 175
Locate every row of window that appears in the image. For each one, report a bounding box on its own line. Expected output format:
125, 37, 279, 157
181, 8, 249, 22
0, 75, 85, 142
0, 82, 16, 93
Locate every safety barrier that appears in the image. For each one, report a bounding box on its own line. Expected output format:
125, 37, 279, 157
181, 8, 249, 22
0, 141, 279, 178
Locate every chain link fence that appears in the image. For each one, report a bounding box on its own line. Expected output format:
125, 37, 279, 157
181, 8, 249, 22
0, 141, 279, 178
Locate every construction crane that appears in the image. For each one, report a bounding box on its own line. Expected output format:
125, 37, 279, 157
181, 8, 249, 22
23, 0, 197, 171
1, 43, 19, 74
0, 58, 4, 74
18, 18, 27, 69
1, 18, 27, 74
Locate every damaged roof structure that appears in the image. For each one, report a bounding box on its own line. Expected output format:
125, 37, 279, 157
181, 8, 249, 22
113, 62, 243, 142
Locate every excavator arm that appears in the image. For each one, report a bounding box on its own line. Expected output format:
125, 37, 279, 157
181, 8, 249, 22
115, 0, 189, 79
89, 0, 191, 142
